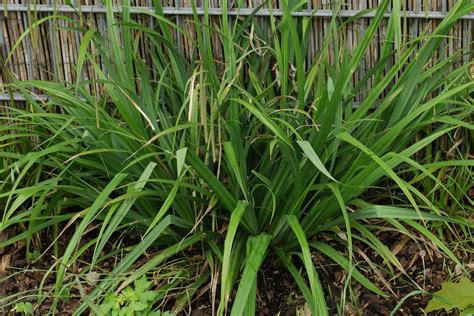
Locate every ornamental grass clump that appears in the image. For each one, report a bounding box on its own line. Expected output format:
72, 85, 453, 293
0, 0, 473, 314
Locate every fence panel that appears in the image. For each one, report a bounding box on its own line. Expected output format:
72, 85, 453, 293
0, 0, 473, 102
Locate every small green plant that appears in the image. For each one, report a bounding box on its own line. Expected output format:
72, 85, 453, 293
425, 276, 474, 315
99, 276, 173, 316
13, 302, 34, 315
26, 250, 41, 262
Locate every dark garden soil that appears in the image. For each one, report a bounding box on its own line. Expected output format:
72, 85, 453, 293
0, 223, 472, 315
192, 225, 472, 316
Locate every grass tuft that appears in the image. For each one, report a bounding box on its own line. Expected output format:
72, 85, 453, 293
1, 0, 473, 314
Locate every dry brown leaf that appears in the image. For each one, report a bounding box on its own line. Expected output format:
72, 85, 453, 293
357, 249, 396, 297
85, 271, 101, 285
0, 254, 11, 274
296, 303, 312, 316
406, 252, 420, 270
391, 235, 410, 256
344, 303, 358, 316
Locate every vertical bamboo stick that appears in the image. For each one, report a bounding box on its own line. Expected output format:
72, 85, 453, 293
16, 1, 28, 83
22, 1, 36, 83
47, 0, 60, 81
0, 10, 10, 101
0, 10, 6, 91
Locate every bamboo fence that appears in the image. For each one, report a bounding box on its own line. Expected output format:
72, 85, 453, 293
0, 0, 473, 104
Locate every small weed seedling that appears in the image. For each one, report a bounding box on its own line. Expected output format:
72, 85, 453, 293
99, 276, 174, 316
13, 302, 34, 315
